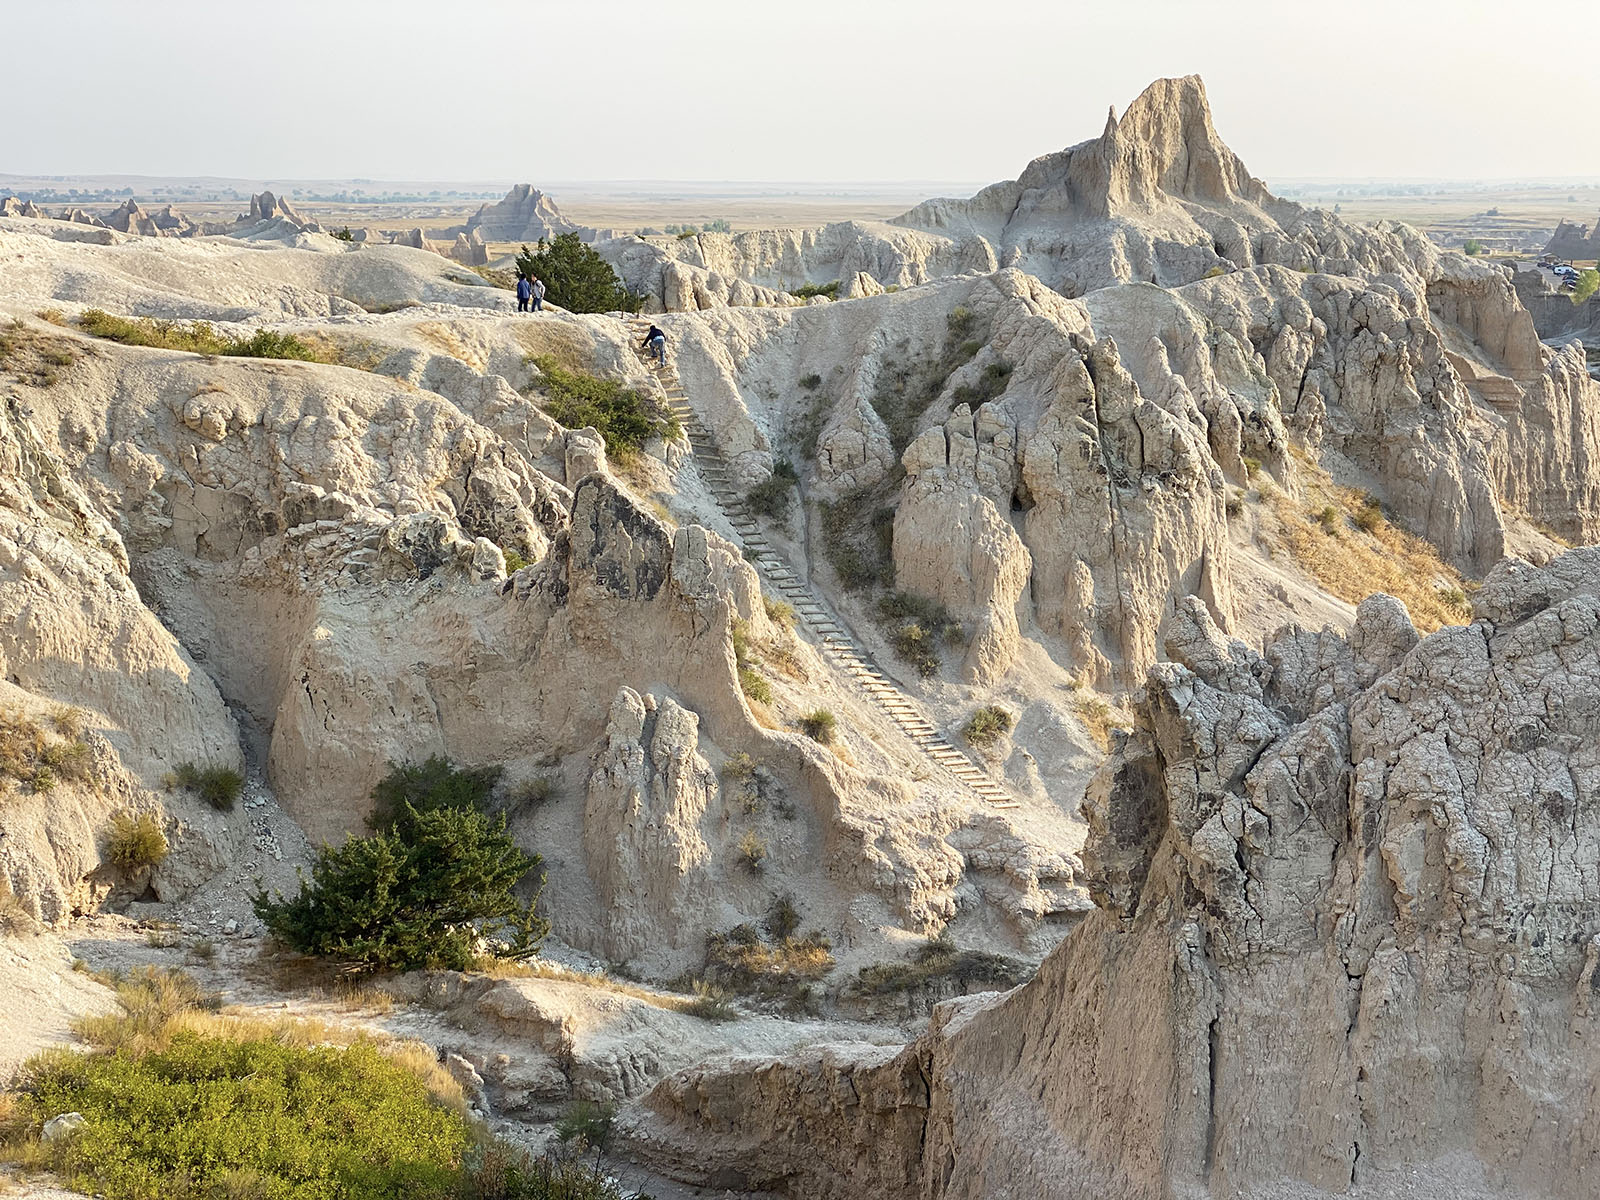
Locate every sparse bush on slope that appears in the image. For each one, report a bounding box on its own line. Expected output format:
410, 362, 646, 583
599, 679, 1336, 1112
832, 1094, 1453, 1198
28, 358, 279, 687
529, 355, 680, 460
79, 309, 322, 360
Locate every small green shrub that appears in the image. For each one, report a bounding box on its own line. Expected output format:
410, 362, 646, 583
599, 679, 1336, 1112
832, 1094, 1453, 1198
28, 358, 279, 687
529, 355, 679, 460
106, 811, 168, 872
746, 459, 799, 521
820, 487, 895, 591
173, 762, 245, 811
851, 934, 1029, 997
224, 329, 319, 361
1463, 238, 1484, 256
793, 280, 839, 300
28, 766, 55, 794
737, 829, 768, 872
799, 709, 836, 744
509, 775, 558, 808
1225, 490, 1245, 518
681, 979, 735, 1021
1353, 495, 1385, 534
1204, 264, 1227, 278
50, 705, 86, 737
1572, 268, 1600, 305
721, 752, 757, 782
1316, 504, 1341, 533
764, 894, 801, 941
879, 591, 963, 677
963, 706, 1013, 748
763, 595, 796, 629
738, 667, 773, 706
799, 373, 822, 390
699, 922, 833, 1015
952, 360, 1013, 407
554, 1099, 616, 1151
502, 546, 532, 573
332, 226, 355, 241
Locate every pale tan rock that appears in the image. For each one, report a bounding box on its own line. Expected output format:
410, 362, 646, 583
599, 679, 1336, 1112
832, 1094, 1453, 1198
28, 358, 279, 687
629, 550, 1600, 1200
582, 687, 718, 962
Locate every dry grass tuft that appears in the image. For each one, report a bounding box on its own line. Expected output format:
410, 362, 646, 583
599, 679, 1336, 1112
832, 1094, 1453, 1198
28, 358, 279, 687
1265, 456, 1475, 632
1074, 695, 1124, 752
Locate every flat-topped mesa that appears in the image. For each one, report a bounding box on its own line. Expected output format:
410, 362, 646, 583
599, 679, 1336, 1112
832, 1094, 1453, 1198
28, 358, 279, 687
466, 183, 579, 242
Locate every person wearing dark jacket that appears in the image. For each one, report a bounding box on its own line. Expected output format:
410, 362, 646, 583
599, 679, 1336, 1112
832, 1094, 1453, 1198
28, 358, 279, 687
643, 324, 666, 366
515, 276, 532, 312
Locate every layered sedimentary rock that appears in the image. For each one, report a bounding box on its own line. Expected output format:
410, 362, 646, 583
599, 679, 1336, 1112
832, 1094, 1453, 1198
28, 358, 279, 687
1543, 214, 1600, 260
466, 184, 580, 242
629, 548, 1600, 1200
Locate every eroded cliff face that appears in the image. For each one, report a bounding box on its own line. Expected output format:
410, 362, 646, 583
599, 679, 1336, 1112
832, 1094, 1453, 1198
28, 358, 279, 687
627, 549, 1600, 1199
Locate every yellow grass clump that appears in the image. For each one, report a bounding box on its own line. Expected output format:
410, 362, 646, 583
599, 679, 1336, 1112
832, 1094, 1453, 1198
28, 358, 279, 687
1266, 456, 1475, 633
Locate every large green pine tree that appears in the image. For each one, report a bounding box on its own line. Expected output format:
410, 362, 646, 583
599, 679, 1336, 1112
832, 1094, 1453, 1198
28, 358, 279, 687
514, 233, 641, 313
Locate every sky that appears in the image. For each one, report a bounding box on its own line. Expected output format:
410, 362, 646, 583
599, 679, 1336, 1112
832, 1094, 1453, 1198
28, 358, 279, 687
3, 0, 1595, 187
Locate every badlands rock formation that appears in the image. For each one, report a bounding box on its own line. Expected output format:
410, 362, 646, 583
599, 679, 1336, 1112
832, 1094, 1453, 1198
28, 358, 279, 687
0, 238, 1087, 977
466, 183, 595, 243
1543, 213, 1600, 261
628, 549, 1600, 1199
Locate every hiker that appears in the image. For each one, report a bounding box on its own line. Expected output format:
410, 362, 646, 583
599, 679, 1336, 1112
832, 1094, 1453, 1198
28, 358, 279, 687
530, 275, 546, 312
643, 323, 667, 366
515, 275, 532, 313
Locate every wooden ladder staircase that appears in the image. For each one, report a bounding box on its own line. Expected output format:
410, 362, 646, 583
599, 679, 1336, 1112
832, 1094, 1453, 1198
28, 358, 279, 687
628, 319, 1019, 811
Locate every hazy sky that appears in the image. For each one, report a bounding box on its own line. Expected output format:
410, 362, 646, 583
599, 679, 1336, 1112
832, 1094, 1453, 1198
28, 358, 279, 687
4, 0, 1594, 186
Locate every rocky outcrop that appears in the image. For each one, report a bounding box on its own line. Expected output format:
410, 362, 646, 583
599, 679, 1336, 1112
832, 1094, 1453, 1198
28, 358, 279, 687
466, 184, 580, 243
582, 687, 718, 963
244, 191, 307, 227
895, 407, 1032, 685
0, 355, 248, 921
632, 549, 1600, 1199
0, 197, 44, 219
1543, 214, 1599, 260
104, 199, 165, 238
450, 229, 489, 266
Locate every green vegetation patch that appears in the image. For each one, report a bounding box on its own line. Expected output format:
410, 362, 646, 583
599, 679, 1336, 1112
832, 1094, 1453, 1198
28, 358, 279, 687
878, 591, 964, 678
792, 280, 839, 300
1, 706, 94, 797
514, 234, 642, 313
745, 459, 798, 521
171, 762, 244, 811
105, 812, 168, 872
253, 758, 548, 972
695, 913, 833, 1015
963, 705, 1013, 748
852, 935, 1030, 997
529, 355, 680, 461
14, 1034, 469, 1200
79, 309, 321, 361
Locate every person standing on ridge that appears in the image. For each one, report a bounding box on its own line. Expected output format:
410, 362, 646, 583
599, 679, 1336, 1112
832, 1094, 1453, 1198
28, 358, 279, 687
515, 275, 532, 313
643, 323, 667, 366
530, 275, 546, 312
